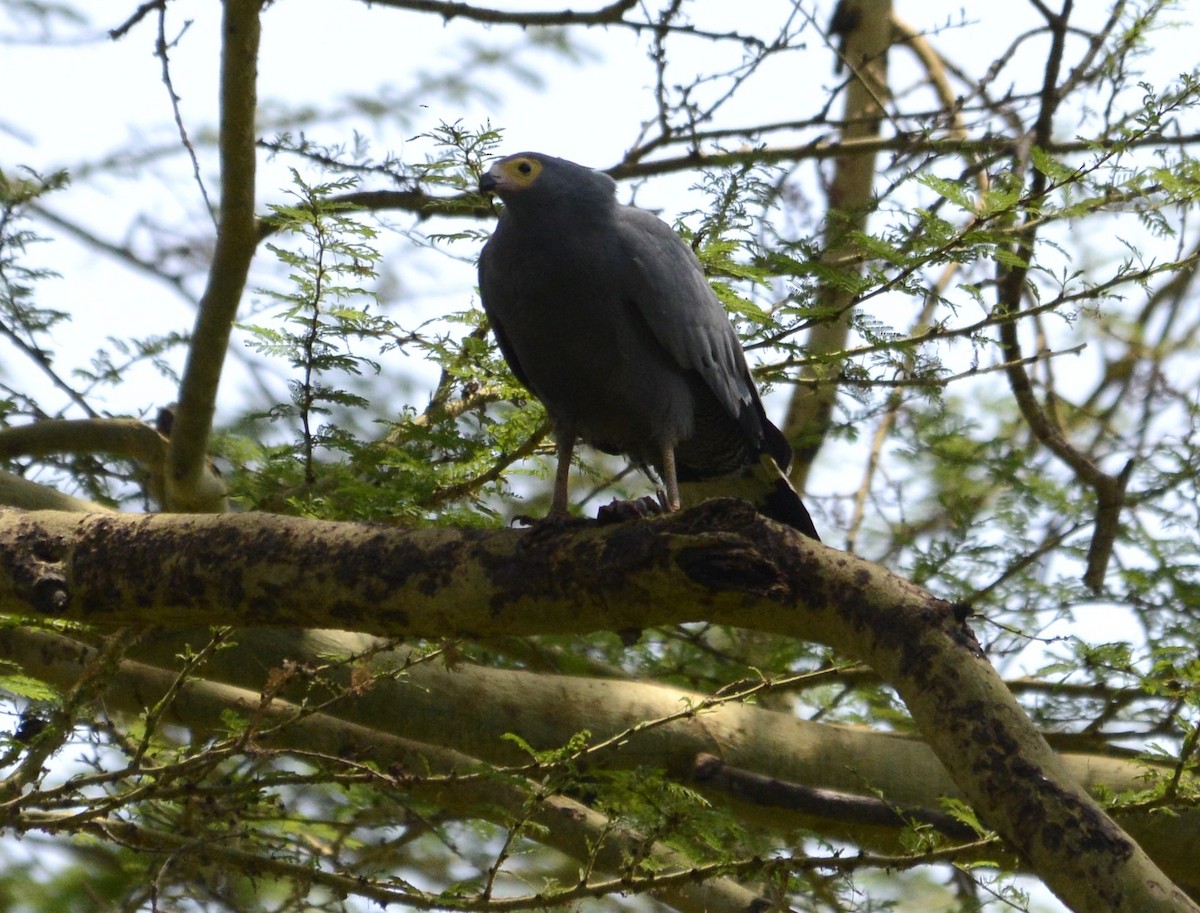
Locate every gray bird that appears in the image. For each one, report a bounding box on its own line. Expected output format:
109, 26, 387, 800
477, 152, 818, 540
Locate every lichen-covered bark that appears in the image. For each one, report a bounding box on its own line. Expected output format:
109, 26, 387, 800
0, 501, 1195, 912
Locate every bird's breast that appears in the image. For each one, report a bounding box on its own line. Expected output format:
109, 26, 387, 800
495, 262, 693, 451
481, 217, 703, 456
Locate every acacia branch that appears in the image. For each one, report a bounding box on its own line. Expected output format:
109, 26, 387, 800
252, 129, 1200, 227
0, 418, 168, 466
994, 2, 1132, 592
164, 0, 263, 513
0, 501, 1194, 912
4, 618, 1197, 897
1, 627, 764, 913
0, 470, 113, 513
618, 130, 1200, 183
0, 417, 222, 511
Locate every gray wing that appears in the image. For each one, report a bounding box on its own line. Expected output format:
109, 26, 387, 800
477, 231, 536, 395
614, 205, 775, 452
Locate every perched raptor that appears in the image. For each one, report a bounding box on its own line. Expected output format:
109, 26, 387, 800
477, 152, 819, 540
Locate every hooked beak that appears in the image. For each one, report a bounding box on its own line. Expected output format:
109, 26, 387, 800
478, 167, 500, 194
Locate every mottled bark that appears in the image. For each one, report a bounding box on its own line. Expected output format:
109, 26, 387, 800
0, 501, 1194, 912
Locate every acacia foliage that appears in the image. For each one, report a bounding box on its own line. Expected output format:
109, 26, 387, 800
0, 2, 1199, 912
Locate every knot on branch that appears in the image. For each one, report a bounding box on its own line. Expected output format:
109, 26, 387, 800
5, 517, 72, 616
31, 574, 69, 615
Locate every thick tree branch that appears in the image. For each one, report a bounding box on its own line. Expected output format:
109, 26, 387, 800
0, 626, 765, 913
0, 417, 222, 511
0, 470, 113, 513
0, 417, 167, 466
2, 620, 1198, 898
0, 501, 1194, 911
692, 753, 980, 841
164, 0, 263, 513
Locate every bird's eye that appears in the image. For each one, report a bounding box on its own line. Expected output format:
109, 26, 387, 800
503, 157, 542, 184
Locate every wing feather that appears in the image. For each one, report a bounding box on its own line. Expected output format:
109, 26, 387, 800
478, 230, 537, 393
614, 206, 769, 448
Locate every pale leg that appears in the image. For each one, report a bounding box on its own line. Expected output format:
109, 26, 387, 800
550, 434, 574, 517
660, 445, 681, 512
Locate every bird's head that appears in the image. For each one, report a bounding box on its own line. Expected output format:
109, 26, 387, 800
479, 153, 545, 197
479, 153, 617, 209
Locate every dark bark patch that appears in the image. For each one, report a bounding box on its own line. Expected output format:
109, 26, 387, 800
480, 514, 673, 622
5, 517, 73, 617
954, 698, 1136, 888
675, 544, 783, 598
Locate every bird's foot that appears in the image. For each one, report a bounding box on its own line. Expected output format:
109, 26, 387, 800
655, 486, 681, 513
596, 495, 664, 525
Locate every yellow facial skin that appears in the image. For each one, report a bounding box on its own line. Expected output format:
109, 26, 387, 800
480, 155, 543, 194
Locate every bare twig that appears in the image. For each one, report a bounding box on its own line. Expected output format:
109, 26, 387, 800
994, 1, 1132, 592
108, 0, 166, 41
358, 0, 771, 46
155, 4, 216, 227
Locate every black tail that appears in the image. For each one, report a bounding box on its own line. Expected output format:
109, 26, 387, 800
760, 471, 820, 540
678, 455, 820, 540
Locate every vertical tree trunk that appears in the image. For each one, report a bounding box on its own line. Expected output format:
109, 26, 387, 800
787, 0, 892, 484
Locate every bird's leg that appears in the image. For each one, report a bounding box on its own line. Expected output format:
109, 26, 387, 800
659, 445, 682, 512
549, 433, 575, 517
